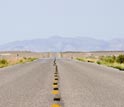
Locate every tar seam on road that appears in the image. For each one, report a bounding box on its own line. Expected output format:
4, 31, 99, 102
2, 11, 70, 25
51, 59, 61, 107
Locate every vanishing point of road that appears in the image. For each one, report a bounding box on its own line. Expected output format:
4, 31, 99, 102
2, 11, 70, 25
0, 59, 124, 107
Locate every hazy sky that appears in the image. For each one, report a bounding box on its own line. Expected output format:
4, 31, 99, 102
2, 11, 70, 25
0, 0, 124, 44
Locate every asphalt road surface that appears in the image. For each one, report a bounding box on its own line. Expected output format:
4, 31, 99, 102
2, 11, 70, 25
0, 59, 124, 107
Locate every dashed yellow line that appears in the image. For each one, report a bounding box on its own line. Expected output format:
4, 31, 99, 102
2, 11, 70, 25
53, 80, 58, 83
53, 82, 58, 85
55, 77, 58, 80
51, 104, 61, 107
53, 84, 58, 88
54, 75, 58, 77
52, 90, 59, 95
51, 64, 61, 107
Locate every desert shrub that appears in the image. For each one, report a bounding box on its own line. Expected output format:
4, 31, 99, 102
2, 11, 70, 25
116, 54, 124, 64
112, 55, 116, 61
87, 60, 94, 63
27, 57, 37, 61
99, 56, 116, 63
19, 59, 24, 63
97, 61, 101, 64
0, 59, 8, 64
76, 58, 85, 62
27, 58, 32, 61
23, 57, 27, 60
26, 57, 37, 62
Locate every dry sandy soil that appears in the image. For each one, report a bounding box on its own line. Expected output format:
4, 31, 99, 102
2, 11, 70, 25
0, 51, 124, 60
0, 51, 50, 60
61, 51, 124, 58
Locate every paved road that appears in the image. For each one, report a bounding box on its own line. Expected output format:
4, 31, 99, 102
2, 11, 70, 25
0, 59, 124, 107
0, 59, 54, 107
57, 59, 124, 107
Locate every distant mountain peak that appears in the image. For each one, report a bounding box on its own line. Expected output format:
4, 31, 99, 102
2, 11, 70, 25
0, 36, 123, 52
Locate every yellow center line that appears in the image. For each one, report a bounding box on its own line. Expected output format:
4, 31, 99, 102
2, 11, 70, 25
52, 90, 59, 95
53, 80, 58, 83
51, 65, 61, 107
55, 77, 58, 79
53, 85, 58, 88
51, 104, 61, 107
53, 81, 58, 84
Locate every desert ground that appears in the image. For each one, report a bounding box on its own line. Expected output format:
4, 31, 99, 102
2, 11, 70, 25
0, 51, 124, 60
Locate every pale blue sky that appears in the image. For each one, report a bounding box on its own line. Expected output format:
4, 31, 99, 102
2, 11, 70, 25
0, 0, 124, 44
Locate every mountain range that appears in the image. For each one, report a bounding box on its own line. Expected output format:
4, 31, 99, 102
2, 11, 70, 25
0, 36, 124, 52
